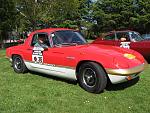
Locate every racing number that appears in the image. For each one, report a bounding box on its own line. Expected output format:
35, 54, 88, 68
32, 47, 44, 63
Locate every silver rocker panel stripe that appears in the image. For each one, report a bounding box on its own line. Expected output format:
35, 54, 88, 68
24, 61, 77, 80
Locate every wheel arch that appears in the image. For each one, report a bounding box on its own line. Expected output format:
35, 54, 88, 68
11, 54, 28, 73
12, 54, 23, 60
76, 60, 109, 80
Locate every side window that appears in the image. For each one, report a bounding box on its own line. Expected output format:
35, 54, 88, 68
31, 34, 38, 46
104, 34, 115, 40
31, 33, 50, 47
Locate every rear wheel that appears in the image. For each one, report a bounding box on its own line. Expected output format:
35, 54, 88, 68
12, 55, 28, 73
78, 62, 107, 93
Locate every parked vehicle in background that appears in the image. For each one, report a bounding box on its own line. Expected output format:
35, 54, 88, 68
3, 36, 24, 44
1, 35, 24, 48
6, 28, 147, 93
92, 30, 150, 62
142, 34, 150, 40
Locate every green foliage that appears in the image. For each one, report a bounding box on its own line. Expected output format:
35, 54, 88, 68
13, 0, 81, 31
92, 0, 150, 33
0, 0, 16, 30
0, 0, 17, 41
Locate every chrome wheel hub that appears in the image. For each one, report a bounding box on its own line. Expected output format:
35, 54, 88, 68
83, 68, 97, 87
14, 58, 22, 70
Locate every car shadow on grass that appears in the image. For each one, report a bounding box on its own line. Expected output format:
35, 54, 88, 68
28, 71, 140, 91
106, 77, 139, 91
29, 71, 78, 85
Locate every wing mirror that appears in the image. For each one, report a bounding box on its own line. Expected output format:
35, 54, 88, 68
43, 46, 48, 51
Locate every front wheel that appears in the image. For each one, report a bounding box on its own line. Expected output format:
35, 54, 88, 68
12, 56, 28, 73
78, 62, 107, 93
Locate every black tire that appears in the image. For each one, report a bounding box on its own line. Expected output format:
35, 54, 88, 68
12, 55, 28, 73
78, 62, 107, 93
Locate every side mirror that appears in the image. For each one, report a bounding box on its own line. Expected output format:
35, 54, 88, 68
43, 46, 48, 51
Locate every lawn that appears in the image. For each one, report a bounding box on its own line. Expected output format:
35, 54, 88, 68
0, 49, 150, 113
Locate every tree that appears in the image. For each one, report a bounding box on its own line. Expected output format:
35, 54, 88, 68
92, 0, 150, 33
0, 0, 17, 42
14, 0, 81, 30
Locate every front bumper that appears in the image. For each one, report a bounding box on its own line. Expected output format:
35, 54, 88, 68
105, 61, 148, 84
108, 73, 139, 84
106, 62, 148, 75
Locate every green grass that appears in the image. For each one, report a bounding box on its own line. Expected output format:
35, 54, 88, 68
0, 49, 150, 113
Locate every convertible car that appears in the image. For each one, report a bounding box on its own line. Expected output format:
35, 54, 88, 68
6, 28, 147, 93
92, 30, 150, 62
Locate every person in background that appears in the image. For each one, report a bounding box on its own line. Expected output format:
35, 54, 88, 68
120, 34, 129, 41
34, 36, 48, 49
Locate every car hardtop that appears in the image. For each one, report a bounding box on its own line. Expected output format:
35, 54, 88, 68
27, 28, 80, 42
105, 30, 138, 36
30, 28, 74, 34
109, 30, 132, 33
24, 28, 86, 47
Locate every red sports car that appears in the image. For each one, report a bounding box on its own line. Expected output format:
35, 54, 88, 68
6, 28, 147, 93
92, 30, 150, 62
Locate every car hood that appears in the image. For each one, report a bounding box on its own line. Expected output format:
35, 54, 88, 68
75, 44, 135, 57
72, 44, 145, 69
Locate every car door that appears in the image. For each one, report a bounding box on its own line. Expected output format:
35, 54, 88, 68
94, 33, 116, 46
43, 47, 76, 69
41, 33, 77, 79
128, 32, 149, 59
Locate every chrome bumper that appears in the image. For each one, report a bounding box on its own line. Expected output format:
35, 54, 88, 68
106, 61, 148, 76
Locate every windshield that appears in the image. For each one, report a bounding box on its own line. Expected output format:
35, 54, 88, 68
51, 30, 87, 46
142, 34, 150, 39
130, 32, 144, 42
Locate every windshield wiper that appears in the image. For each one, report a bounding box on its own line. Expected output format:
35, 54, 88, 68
61, 43, 77, 46
54, 43, 77, 47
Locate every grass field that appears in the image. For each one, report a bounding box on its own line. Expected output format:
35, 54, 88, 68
0, 49, 150, 113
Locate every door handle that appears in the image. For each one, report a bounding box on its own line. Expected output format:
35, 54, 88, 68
27, 48, 32, 51
52, 52, 64, 54
66, 56, 75, 59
